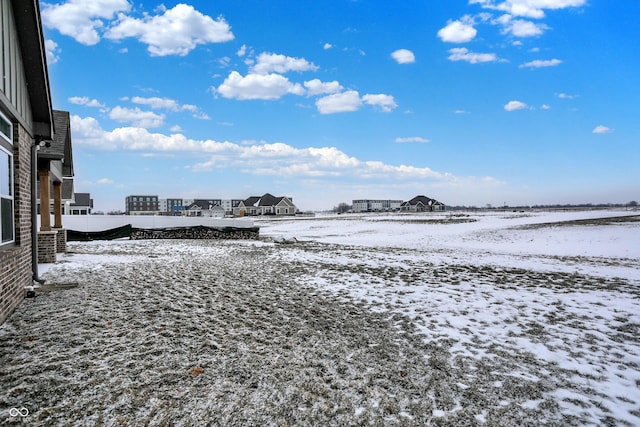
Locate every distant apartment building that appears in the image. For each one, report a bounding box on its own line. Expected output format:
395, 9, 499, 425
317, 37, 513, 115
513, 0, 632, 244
222, 199, 243, 215
158, 198, 183, 215
125, 195, 159, 215
156, 198, 241, 216
352, 199, 403, 213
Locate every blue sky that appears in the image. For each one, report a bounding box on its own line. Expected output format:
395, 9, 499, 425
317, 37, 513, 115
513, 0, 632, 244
42, 0, 639, 212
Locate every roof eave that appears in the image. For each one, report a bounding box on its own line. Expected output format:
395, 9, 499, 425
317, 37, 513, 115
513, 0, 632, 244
12, 0, 54, 140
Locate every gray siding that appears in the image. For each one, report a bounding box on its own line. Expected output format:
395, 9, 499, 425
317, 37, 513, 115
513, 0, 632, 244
0, 0, 32, 128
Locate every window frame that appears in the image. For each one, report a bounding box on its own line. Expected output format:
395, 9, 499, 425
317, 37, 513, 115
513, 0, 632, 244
0, 110, 14, 246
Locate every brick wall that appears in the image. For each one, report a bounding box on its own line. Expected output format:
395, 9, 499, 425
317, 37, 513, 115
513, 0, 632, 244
0, 123, 33, 324
37, 231, 57, 263
54, 228, 67, 253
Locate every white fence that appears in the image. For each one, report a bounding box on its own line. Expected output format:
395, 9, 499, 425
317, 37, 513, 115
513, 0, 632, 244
39, 215, 256, 232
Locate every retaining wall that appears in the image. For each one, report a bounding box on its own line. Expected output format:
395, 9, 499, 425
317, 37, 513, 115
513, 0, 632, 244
130, 226, 259, 240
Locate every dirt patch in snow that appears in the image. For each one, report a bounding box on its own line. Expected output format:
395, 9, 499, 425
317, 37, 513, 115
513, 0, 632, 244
515, 214, 640, 229
1, 238, 638, 426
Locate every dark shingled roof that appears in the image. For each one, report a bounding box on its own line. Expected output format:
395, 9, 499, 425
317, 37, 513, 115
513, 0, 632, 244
242, 193, 291, 207
406, 195, 434, 206
71, 193, 92, 208
402, 195, 444, 206
257, 193, 284, 207
38, 110, 74, 177
242, 196, 261, 207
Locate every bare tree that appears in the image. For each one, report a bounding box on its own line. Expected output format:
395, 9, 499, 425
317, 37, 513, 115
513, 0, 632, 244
334, 202, 351, 213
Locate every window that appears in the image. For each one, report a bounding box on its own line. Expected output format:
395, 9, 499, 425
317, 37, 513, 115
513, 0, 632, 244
0, 111, 13, 245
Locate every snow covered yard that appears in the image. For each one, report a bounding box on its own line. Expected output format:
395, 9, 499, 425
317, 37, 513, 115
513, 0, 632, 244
1, 210, 639, 425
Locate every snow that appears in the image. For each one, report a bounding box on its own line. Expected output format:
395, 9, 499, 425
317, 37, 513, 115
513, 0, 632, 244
1, 209, 639, 425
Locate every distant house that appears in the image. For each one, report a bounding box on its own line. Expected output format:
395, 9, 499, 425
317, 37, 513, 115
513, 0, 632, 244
234, 193, 296, 216
68, 193, 93, 215
210, 205, 226, 218
186, 199, 225, 217
401, 195, 446, 212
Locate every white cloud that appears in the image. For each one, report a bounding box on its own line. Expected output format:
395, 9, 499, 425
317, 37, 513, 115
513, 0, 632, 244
131, 96, 182, 110
97, 178, 114, 185
315, 91, 362, 114
70, 115, 500, 189
541, 104, 551, 110
519, 58, 562, 68
131, 96, 199, 113
470, 0, 586, 19
361, 161, 445, 180
215, 71, 305, 100
69, 96, 105, 108
504, 100, 529, 111
502, 19, 548, 37
41, 0, 131, 45
314, 91, 397, 114
104, 4, 234, 56
323, 43, 333, 50
593, 125, 613, 134
362, 94, 398, 112
437, 17, 477, 43
395, 137, 430, 144
237, 44, 247, 56
109, 106, 165, 128
448, 48, 499, 64
251, 52, 318, 74
71, 114, 239, 151
45, 39, 61, 64
556, 93, 577, 99
391, 49, 416, 64
304, 79, 344, 96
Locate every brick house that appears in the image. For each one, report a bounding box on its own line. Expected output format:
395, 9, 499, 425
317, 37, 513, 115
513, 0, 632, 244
1, 0, 55, 324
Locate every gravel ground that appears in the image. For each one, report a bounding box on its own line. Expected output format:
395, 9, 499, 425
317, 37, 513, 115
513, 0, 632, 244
0, 235, 638, 426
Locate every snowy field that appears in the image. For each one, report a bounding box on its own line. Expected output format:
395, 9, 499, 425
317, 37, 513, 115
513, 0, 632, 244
1, 210, 639, 425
